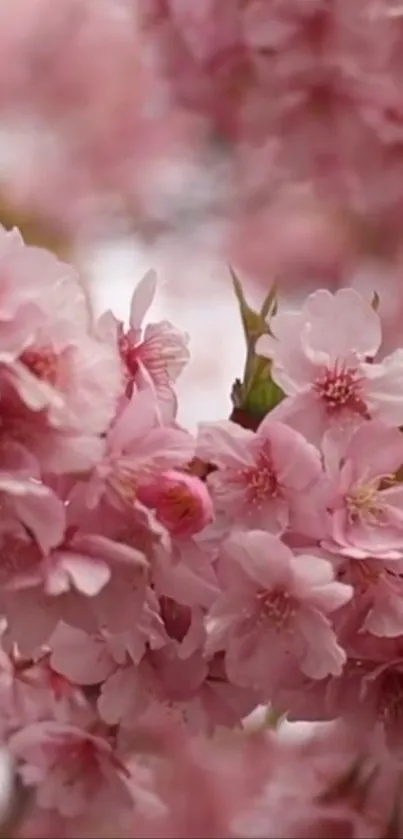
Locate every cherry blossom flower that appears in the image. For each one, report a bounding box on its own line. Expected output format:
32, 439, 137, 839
0, 225, 122, 472
99, 270, 190, 411
85, 387, 194, 512
322, 421, 403, 559
257, 288, 403, 443
206, 530, 352, 691
9, 720, 133, 819
197, 417, 321, 534
337, 556, 403, 639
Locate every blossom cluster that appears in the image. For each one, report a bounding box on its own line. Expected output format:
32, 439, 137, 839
0, 224, 402, 835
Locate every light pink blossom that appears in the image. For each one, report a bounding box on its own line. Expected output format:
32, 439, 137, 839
86, 387, 194, 512
0, 448, 65, 554
99, 270, 190, 411
206, 530, 351, 691
257, 288, 403, 443
197, 417, 321, 534
322, 421, 403, 559
338, 556, 403, 639
9, 720, 133, 818
0, 225, 122, 472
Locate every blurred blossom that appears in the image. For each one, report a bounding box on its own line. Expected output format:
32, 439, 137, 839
138, 0, 403, 300
4, 0, 403, 313
0, 0, 207, 249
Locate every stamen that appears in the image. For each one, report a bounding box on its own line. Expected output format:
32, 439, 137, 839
20, 344, 59, 385
256, 589, 296, 632
314, 362, 369, 418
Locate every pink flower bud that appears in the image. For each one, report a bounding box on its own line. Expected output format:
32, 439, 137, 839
138, 469, 214, 536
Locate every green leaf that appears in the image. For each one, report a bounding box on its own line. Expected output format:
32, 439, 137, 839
231, 267, 278, 344
230, 267, 263, 343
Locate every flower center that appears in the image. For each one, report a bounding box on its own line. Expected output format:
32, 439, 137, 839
238, 448, 279, 507
314, 364, 369, 418
20, 344, 59, 385
346, 481, 382, 524
257, 589, 296, 631
55, 736, 101, 787
163, 485, 198, 522
118, 330, 139, 379
108, 464, 139, 506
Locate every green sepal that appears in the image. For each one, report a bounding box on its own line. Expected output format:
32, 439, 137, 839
230, 268, 284, 422
241, 361, 284, 419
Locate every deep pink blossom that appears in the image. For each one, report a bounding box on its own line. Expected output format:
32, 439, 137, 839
138, 469, 214, 536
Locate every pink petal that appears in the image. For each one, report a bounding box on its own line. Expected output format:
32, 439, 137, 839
363, 583, 403, 638
225, 530, 293, 589
344, 421, 403, 478
130, 426, 194, 467
296, 608, 346, 679
110, 388, 161, 452
259, 419, 321, 490
269, 391, 329, 445
197, 420, 254, 468
13, 489, 66, 553
72, 534, 148, 575
50, 624, 115, 684
303, 288, 381, 361
256, 310, 315, 393
57, 553, 111, 596
98, 667, 145, 725
366, 350, 403, 426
